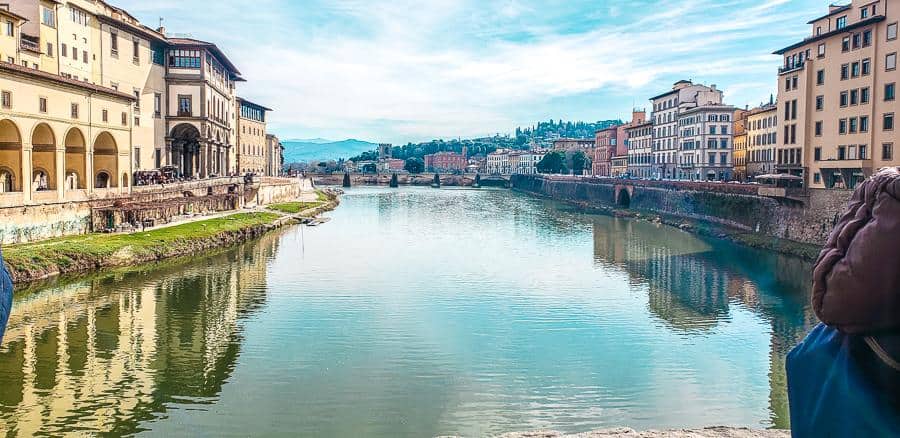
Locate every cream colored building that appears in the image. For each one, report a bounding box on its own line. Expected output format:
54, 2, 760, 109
774, 0, 899, 189
235, 97, 270, 175
265, 133, 283, 176
0, 61, 135, 207
745, 103, 778, 178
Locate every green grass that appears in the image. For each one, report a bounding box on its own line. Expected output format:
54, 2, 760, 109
4, 212, 280, 280
316, 190, 330, 202
267, 201, 323, 214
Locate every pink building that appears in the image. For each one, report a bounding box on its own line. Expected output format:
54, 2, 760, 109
424, 147, 468, 172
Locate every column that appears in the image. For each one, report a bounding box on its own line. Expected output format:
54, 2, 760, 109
199, 142, 207, 179
165, 138, 173, 167
86, 151, 94, 194
22, 143, 33, 203
55, 147, 65, 201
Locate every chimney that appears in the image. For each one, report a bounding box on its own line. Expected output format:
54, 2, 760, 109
156, 26, 166, 36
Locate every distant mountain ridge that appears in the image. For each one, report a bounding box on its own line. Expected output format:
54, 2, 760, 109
282, 139, 378, 163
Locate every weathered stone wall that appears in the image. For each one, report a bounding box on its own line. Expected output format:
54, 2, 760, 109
511, 175, 852, 246
0, 202, 93, 244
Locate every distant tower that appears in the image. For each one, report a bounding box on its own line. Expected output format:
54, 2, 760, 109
379, 143, 392, 160
461, 146, 468, 160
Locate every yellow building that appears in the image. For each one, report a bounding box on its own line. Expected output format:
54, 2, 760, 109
235, 97, 270, 175
0, 61, 135, 207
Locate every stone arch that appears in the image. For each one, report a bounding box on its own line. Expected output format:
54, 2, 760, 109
93, 131, 118, 188
31, 123, 57, 191
64, 127, 88, 190
171, 123, 201, 178
122, 172, 129, 188
615, 185, 632, 208
0, 119, 23, 192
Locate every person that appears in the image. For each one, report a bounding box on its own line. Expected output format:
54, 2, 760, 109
787, 167, 900, 436
0, 247, 12, 345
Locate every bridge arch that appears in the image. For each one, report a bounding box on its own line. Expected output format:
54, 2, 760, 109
614, 185, 633, 208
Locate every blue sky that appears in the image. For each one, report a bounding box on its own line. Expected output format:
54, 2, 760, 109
118, 0, 824, 144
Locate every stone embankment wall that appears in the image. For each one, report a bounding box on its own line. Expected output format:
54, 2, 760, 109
0, 177, 305, 245
511, 175, 852, 246
315, 173, 476, 186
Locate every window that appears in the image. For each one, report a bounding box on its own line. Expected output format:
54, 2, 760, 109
887, 53, 897, 71
817, 69, 825, 85
0, 91, 10, 109
70, 7, 90, 26
132, 39, 140, 64
852, 33, 861, 49
121, 112, 128, 126
837, 16, 847, 29
887, 83, 896, 101
886, 113, 895, 131
889, 23, 898, 41
110, 31, 118, 56
178, 95, 192, 116
792, 76, 798, 90
838, 145, 846, 160
842, 36, 851, 52
39, 97, 47, 113
852, 62, 860, 78
46, 42, 53, 57
861, 87, 870, 104
840, 91, 849, 107
850, 89, 859, 105
861, 7, 869, 19
791, 100, 797, 120
133, 90, 140, 108
860, 145, 867, 160
839, 118, 848, 134
168, 49, 201, 68
850, 117, 858, 133
814, 147, 822, 161
134, 147, 141, 168
72, 47, 77, 60
815, 173, 821, 184
884, 143, 894, 160
817, 43, 826, 58
815, 121, 823, 136
82, 50, 87, 64
154, 93, 161, 117
4, 21, 12, 37
841, 64, 849, 80
816, 95, 824, 110
102, 109, 108, 122
862, 58, 871, 75
863, 30, 872, 47
861, 116, 869, 133
71, 103, 79, 119
42, 7, 56, 27
61, 43, 67, 57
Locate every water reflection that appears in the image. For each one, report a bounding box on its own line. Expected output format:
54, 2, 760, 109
0, 233, 279, 435
591, 217, 817, 428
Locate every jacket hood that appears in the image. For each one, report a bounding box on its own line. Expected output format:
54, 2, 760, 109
813, 167, 900, 334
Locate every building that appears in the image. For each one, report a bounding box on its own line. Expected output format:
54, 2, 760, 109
676, 103, 736, 181
266, 134, 283, 176
733, 110, 749, 182
424, 149, 467, 173
745, 103, 778, 178
593, 127, 618, 177
378, 158, 405, 173
378, 143, 392, 160
774, 1, 899, 189
626, 120, 653, 178
0, 61, 135, 205
512, 151, 544, 175
650, 80, 724, 179
236, 98, 271, 175
486, 149, 511, 175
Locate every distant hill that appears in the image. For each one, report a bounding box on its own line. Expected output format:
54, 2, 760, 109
282, 139, 378, 163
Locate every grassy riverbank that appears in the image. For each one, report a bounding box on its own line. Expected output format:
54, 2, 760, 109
268, 201, 324, 214
3, 212, 281, 283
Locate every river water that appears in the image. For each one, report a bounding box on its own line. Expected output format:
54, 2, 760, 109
0, 187, 816, 437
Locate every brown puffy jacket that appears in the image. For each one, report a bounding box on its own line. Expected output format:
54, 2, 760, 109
813, 167, 900, 335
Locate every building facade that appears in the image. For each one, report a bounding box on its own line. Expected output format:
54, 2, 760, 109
424, 150, 467, 173
593, 128, 618, 177
626, 120, 653, 178
774, 0, 899, 189
265, 134, 283, 176
733, 110, 748, 182
235, 98, 270, 175
651, 80, 725, 179
676, 104, 736, 181
486, 149, 511, 175
745, 104, 778, 178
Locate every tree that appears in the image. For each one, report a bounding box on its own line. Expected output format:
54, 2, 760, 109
571, 151, 589, 176
404, 158, 424, 174
342, 172, 351, 188
390, 173, 399, 188
537, 151, 567, 174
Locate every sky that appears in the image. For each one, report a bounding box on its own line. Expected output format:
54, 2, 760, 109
118, 0, 825, 144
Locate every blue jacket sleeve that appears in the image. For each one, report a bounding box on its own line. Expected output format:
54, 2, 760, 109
0, 248, 12, 345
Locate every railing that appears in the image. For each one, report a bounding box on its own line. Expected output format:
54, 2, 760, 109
779, 61, 805, 75
19, 38, 40, 53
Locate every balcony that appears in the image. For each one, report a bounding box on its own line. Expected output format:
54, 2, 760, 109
779, 60, 805, 75
20, 35, 40, 54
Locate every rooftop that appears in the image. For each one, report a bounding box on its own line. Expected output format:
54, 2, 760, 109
0, 61, 136, 101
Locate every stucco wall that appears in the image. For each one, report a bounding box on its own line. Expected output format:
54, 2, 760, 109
511, 175, 852, 246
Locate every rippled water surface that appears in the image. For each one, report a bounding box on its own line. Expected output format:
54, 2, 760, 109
0, 187, 817, 436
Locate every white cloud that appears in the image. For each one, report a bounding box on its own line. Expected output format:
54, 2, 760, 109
116, 0, 818, 143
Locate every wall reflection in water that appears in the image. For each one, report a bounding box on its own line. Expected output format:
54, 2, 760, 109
591, 217, 816, 429
0, 232, 279, 436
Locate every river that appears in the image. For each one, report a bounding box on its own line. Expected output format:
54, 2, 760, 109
0, 187, 816, 436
